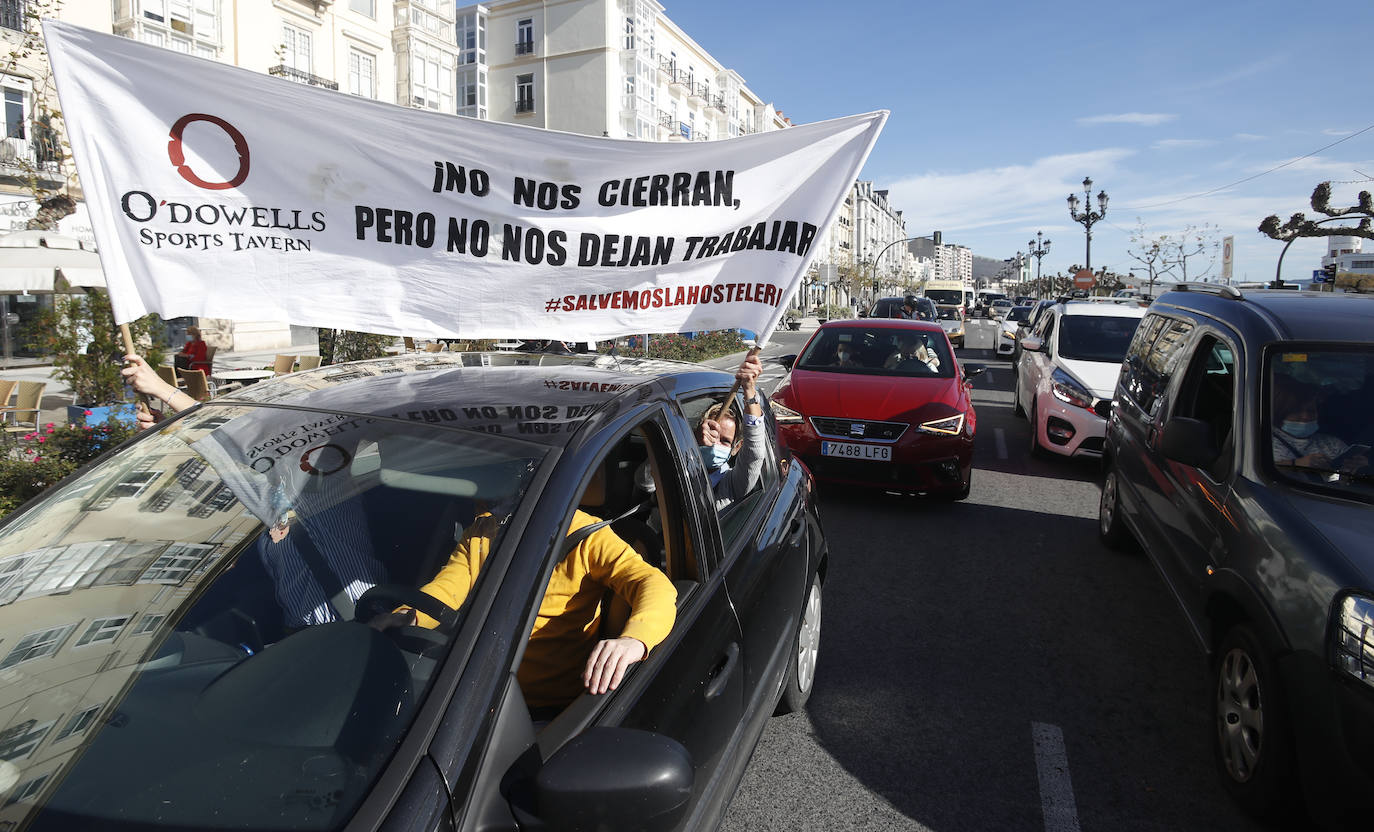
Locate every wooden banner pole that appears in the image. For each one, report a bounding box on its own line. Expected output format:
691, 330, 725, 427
722, 345, 761, 422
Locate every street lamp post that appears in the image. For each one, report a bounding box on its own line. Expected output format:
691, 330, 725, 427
1066, 176, 1108, 272
868, 235, 923, 301
1027, 231, 1051, 299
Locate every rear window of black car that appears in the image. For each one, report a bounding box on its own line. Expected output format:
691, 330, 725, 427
1058, 314, 1144, 363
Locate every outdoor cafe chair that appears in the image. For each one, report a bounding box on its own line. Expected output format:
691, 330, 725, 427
272, 355, 297, 375
155, 365, 183, 390
2, 381, 47, 437
424, 342, 443, 353
403, 336, 417, 352
177, 369, 211, 402
295, 355, 322, 371
0, 379, 17, 411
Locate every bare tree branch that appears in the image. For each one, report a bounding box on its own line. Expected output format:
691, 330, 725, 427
1260, 182, 1374, 241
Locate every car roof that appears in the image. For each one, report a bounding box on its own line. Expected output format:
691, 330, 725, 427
821, 318, 945, 334
212, 352, 729, 448
1153, 288, 1374, 343
1057, 299, 1149, 318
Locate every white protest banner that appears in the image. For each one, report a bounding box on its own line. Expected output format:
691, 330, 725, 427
44, 22, 885, 343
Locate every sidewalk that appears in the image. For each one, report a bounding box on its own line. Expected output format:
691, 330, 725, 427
1, 343, 321, 428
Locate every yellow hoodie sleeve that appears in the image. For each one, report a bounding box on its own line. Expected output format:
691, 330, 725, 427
578, 517, 677, 653
414, 511, 501, 628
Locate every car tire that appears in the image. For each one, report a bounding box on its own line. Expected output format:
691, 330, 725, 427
1212, 624, 1299, 821
1027, 397, 1046, 458
776, 577, 822, 715
1098, 465, 1132, 550
1012, 386, 1025, 418
937, 468, 971, 501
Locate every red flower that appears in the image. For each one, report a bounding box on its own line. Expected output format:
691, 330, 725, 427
36, 437, 45, 443
83, 410, 93, 416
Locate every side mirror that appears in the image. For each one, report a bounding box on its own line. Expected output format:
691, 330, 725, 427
1160, 417, 1219, 468
857, 310, 868, 318
778, 354, 797, 370
1020, 337, 1043, 353
963, 363, 986, 380
533, 728, 694, 832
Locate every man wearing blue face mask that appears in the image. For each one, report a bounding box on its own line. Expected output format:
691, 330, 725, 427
697, 353, 767, 511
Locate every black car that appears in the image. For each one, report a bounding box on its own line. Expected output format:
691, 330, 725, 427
0, 353, 827, 832
867, 295, 936, 321
1099, 286, 1374, 828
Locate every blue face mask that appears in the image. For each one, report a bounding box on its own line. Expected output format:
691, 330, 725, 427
700, 443, 731, 471
1282, 420, 1319, 439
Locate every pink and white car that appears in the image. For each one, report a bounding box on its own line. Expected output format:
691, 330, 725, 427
1013, 299, 1147, 458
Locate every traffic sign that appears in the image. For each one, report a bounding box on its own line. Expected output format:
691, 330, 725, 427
1073, 268, 1095, 289
1312, 269, 1329, 284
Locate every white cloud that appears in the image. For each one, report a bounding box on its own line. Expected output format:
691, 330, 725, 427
1233, 133, 1266, 141
1323, 128, 1355, 136
884, 147, 1135, 237
1077, 112, 1177, 127
1152, 138, 1216, 150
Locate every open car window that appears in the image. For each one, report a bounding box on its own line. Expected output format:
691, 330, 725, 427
0, 404, 548, 832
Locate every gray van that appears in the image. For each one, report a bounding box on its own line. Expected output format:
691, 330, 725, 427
1100, 284, 1374, 828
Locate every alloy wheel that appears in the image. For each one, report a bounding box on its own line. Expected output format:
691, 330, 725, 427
1099, 470, 1117, 536
1217, 646, 1264, 782
796, 582, 822, 693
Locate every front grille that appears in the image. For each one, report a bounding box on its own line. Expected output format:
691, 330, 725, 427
810, 417, 908, 442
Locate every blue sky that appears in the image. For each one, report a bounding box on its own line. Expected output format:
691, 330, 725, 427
667, 0, 1374, 285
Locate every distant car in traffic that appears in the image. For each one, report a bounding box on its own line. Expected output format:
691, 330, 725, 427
989, 298, 1014, 320
936, 304, 966, 348
1100, 286, 1374, 829
1013, 298, 1147, 458
772, 320, 982, 499
867, 295, 936, 321
997, 305, 1033, 356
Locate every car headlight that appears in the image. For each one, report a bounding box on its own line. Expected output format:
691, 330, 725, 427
1002, 330, 1017, 340
1334, 594, 1374, 689
917, 413, 964, 435
1050, 368, 1094, 411
770, 400, 805, 424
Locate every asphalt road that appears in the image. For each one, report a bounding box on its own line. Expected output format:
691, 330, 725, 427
716, 321, 1268, 832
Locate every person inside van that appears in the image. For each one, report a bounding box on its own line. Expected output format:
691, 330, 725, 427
1271, 376, 1369, 474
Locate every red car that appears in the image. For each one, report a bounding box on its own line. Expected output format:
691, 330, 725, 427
771, 319, 981, 498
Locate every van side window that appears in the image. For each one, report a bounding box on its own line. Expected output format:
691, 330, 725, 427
1122, 315, 1194, 415
1173, 335, 1237, 479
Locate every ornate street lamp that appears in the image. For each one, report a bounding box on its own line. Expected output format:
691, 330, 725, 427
1067, 176, 1108, 272
1027, 231, 1051, 299
869, 235, 923, 300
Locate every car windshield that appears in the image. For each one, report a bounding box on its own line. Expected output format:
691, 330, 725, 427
1008, 305, 1032, 323
1267, 346, 1374, 500
938, 306, 961, 321
925, 290, 963, 307
0, 404, 548, 831
797, 325, 955, 377
1057, 314, 1143, 363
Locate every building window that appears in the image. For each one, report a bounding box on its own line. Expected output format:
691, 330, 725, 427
2, 86, 23, 140
0, 721, 53, 762
623, 14, 634, 50
457, 12, 486, 66
1351, 259, 1374, 269
140, 543, 210, 585
515, 73, 534, 114
0, 624, 74, 669
457, 65, 486, 119
409, 48, 454, 112
75, 615, 131, 647
348, 49, 375, 98
143, 0, 166, 23
348, 0, 374, 18
3, 774, 49, 807
55, 703, 105, 742
281, 23, 312, 73
0, 0, 24, 32
132, 613, 166, 636
516, 18, 533, 55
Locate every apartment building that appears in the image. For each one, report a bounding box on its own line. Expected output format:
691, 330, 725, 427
908, 232, 972, 285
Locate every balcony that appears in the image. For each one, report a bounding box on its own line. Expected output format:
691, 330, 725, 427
672, 69, 691, 88
709, 94, 727, 114
268, 65, 339, 90
515, 39, 534, 56
657, 109, 674, 130
688, 82, 707, 102
0, 136, 62, 184
657, 56, 675, 78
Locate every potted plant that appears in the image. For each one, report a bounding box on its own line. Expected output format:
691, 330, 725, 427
784, 307, 803, 331
29, 288, 163, 427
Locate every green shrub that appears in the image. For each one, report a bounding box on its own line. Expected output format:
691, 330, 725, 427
606, 330, 748, 363
0, 453, 75, 517
0, 418, 139, 519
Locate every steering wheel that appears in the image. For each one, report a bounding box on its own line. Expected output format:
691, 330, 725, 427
354, 584, 459, 654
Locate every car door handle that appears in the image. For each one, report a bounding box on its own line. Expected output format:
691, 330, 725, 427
704, 642, 740, 701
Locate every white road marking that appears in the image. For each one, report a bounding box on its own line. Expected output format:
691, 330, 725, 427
983, 368, 994, 385
994, 428, 1008, 459
1032, 722, 1082, 832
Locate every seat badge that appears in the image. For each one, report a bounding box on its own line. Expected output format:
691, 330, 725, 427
850, 423, 865, 436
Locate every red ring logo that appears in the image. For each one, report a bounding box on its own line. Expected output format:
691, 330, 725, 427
299, 444, 351, 476
167, 113, 250, 190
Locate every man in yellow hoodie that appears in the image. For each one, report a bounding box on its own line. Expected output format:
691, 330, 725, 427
408, 508, 677, 714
